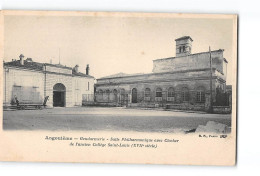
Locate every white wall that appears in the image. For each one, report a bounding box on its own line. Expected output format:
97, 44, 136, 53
3, 66, 95, 107
72, 76, 94, 106
3, 67, 44, 105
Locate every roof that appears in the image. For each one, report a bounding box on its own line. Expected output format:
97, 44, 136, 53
4, 60, 44, 71
99, 72, 145, 79
72, 70, 94, 78
26, 58, 33, 62
4, 59, 94, 78
175, 36, 193, 41
153, 49, 225, 62
97, 67, 222, 82
44, 63, 72, 70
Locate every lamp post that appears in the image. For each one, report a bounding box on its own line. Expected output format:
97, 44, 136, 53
209, 46, 213, 113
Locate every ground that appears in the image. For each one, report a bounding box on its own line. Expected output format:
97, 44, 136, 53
3, 107, 231, 133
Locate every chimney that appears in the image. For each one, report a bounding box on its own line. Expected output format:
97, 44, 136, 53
19, 54, 24, 65
74, 65, 79, 73
86, 64, 90, 75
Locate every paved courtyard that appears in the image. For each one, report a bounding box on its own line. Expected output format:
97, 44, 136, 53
3, 107, 232, 132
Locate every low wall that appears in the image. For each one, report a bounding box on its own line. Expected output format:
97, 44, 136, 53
212, 106, 231, 114
83, 102, 118, 107
84, 101, 231, 114
165, 103, 205, 111
128, 103, 157, 108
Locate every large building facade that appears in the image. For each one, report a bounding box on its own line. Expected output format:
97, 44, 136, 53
3, 55, 95, 107
95, 36, 229, 111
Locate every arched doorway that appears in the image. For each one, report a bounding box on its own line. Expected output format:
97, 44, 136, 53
113, 89, 118, 102
53, 83, 66, 107
132, 88, 137, 103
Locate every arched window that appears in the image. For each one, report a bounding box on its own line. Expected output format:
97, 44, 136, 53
112, 89, 118, 102
132, 88, 138, 103
181, 87, 189, 102
167, 87, 175, 97
156, 88, 162, 97
145, 88, 151, 97
120, 88, 126, 104
167, 87, 175, 102
120, 88, 125, 94
105, 89, 110, 94
196, 87, 205, 102
113, 89, 118, 95
179, 47, 182, 53
98, 89, 103, 95
144, 88, 151, 101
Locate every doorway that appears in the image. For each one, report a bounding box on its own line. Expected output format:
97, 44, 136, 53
132, 88, 137, 103
53, 83, 66, 107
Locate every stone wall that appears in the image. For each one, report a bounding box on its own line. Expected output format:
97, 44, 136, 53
212, 106, 231, 114
153, 50, 225, 74
95, 77, 217, 108
97, 68, 225, 86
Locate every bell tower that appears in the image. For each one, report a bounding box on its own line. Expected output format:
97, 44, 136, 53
175, 36, 193, 57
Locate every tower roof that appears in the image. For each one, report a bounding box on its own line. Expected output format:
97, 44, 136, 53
175, 36, 193, 42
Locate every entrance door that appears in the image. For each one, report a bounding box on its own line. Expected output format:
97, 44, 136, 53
53, 83, 66, 107
53, 91, 65, 107
132, 88, 137, 103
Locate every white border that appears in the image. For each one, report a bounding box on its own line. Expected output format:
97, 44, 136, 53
0, 0, 259, 176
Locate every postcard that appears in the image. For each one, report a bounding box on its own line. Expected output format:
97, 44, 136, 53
0, 10, 237, 165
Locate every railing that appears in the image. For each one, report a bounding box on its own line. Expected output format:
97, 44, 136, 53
167, 97, 175, 102
155, 97, 162, 101
144, 97, 150, 101
82, 94, 94, 102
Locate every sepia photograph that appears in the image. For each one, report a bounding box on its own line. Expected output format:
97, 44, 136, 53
0, 10, 237, 165
2, 12, 235, 134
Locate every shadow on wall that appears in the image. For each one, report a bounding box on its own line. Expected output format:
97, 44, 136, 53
11, 85, 43, 105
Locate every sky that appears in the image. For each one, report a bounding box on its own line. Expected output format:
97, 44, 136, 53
4, 14, 235, 84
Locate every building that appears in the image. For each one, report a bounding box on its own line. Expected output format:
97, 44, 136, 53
95, 36, 229, 111
3, 54, 95, 107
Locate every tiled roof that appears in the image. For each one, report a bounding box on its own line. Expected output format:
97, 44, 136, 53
72, 70, 94, 78
99, 72, 145, 79
175, 36, 193, 41
4, 60, 94, 78
4, 60, 44, 70
44, 63, 72, 70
